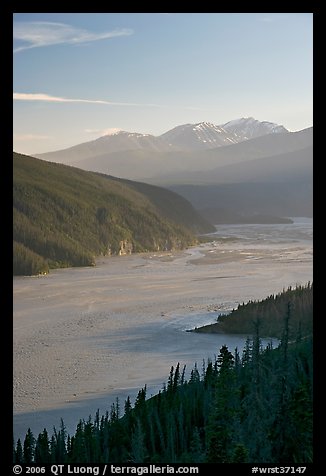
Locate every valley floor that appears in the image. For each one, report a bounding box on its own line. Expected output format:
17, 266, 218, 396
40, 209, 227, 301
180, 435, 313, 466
13, 220, 312, 439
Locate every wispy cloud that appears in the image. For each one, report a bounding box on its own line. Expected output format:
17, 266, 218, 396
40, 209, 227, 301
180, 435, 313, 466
13, 92, 211, 112
13, 21, 133, 53
13, 92, 162, 107
14, 92, 116, 105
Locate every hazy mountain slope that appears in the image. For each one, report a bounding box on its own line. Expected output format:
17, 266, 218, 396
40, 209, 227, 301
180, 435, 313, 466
205, 145, 313, 183
35, 119, 295, 178
71, 149, 176, 179
36, 131, 179, 164
201, 126, 312, 168
13, 152, 211, 276
51, 127, 312, 183
166, 130, 312, 221
30, 121, 313, 224
101, 175, 214, 234
160, 145, 313, 185
150, 128, 313, 185
170, 181, 313, 220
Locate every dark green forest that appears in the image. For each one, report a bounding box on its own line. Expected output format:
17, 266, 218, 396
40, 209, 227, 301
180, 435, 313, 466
13, 152, 213, 276
194, 283, 313, 339
14, 285, 313, 464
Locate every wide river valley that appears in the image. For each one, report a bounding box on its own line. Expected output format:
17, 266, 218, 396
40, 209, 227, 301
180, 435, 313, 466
13, 217, 313, 440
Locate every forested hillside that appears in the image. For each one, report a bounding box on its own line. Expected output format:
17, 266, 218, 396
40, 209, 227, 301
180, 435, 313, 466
13, 152, 213, 276
14, 329, 312, 464
193, 283, 313, 339
96, 173, 214, 235
14, 286, 313, 463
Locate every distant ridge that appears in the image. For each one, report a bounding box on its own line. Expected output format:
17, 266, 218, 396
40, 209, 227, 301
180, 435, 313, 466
221, 117, 287, 139
36, 131, 178, 164
160, 121, 241, 150
32, 119, 312, 224
36, 117, 289, 166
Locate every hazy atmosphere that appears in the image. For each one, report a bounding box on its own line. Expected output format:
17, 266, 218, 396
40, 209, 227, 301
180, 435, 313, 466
13, 12, 313, 466
13, 13, 312, 154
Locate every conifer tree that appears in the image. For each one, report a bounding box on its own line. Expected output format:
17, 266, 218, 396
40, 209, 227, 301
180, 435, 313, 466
35, 429, 50, 463
70, 421, 88, 463
15, 438, 23, 464
16, 285, 312, 465
130, 419, 147, 463
206, 345, 236, 462
232, 443, 249, 463
53, 419, 67, 462
23, 428, 35, 464
124, 396, 132, 416
173, 362, 181, 391
270, 302, 293, 462
241, 319, 273, 462
189, 427, 205, 463
135, 386, 147, 409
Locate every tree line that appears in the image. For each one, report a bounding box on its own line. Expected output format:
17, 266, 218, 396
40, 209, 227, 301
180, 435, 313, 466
195, 282, 313, 339
13, 292, 313, 464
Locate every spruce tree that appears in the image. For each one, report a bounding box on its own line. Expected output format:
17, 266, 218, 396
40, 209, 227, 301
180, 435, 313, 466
130, 419, 147, 463
15, 439, 23, 464
23, 428, 35, 464
35, 429, 50, 463
270, 302, 293, 462
189, 427, 205, 463
206, 345, 237, 462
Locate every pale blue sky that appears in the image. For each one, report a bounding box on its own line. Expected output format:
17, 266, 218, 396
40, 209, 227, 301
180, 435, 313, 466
13, 13, 313, 155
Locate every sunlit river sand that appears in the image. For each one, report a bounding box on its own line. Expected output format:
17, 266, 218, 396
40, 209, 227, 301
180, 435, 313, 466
13, 218, 312, 439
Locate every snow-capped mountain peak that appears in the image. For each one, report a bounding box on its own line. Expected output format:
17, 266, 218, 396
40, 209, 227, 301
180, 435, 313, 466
103, 128, 122, 136
221, 117, 288, 139
36, 117, 290, 165
159, 118, 288, 150
160, 121, 240, 150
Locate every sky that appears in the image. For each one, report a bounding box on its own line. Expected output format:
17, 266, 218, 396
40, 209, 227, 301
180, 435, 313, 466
13, 12, 313, 155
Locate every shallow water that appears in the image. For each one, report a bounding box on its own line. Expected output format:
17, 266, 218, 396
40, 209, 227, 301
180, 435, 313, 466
13, 217, 312, 440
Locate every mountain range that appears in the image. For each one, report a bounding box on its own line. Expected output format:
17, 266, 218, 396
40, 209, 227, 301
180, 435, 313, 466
36, 117, 290, 169
35, 117, 313, 223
